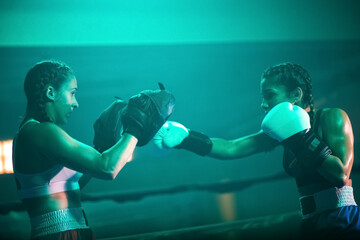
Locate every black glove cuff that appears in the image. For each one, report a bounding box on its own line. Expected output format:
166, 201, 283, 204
284, 130, 332, 169
301, 130, 332, 168
176, 130, 213, 156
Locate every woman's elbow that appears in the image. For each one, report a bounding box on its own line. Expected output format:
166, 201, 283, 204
331, 172, 349, 188
102, 171, 117, 180
89, 154, 128, 180
99, 161, 119, 180
93, 158, 117, 180
335, 159, 352, 188
98, 159, 125, 180
337, 174, 349, 188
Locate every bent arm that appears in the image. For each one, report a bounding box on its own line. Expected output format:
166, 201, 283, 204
35, 123, 137, 180
208, 131, 279, 160
317, 108, 354, 187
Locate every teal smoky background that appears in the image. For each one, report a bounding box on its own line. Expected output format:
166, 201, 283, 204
0, 1, 360, 239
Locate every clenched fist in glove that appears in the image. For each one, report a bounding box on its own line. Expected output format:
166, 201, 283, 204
153, 121, 213, 156
121, 84, 175, 146
261, 102, 332, 169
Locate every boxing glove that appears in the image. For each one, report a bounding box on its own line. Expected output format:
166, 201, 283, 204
153, 121, 213, 156
261, 102, 332, 169
121, 86, 175, 146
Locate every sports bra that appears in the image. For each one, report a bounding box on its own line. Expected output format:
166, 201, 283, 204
12, 119, 83, 199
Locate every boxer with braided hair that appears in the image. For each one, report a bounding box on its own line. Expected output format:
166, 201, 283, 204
12, 60, 175, 239
154, 62, 360, 239
261, 63, 316, 125
24, 60, 74, 123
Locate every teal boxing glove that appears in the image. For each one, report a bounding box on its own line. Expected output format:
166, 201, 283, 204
153, 121, 212, 156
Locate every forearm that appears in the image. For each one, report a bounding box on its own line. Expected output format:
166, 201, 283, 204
209, 132, 278, 160
177, 136, 252, 160
317, 155, 349, 187
101, 133, 138, 179
209, 138, 257, 159
208, 138, 241, 159
154, 122, 277, 159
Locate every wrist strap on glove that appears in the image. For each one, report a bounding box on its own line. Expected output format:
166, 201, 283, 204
282, 129, 332, 169
176, 130, 213, 156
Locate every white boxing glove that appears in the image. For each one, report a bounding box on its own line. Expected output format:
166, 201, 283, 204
261, 102, 310, 142
261, 102, 331, 169
153, 121, 213, 156
153, 121, 189, 149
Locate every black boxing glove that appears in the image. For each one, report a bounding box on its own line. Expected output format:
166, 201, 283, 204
121, 83, 175, 146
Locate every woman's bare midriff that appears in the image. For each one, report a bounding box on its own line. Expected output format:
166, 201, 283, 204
22, 190, 82, 218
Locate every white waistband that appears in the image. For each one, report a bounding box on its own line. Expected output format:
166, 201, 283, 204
300, 186, 357, 219
30, 208, 89, 238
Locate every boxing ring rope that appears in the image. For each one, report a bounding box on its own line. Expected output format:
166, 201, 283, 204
81, 171, 288, 203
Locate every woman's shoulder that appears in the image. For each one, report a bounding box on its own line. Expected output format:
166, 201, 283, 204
18, 120, 66, 144
20, 120, 55, 134
317, 107, 351, 129
319, 107, 348, 119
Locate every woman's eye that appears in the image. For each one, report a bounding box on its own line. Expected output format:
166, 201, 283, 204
264, 92, 275, 99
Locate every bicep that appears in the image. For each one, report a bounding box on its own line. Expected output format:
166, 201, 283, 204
322, 109, 354, 168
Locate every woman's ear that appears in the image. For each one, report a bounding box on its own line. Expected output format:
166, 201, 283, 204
291, 87, 303, 104
46, 85, 56, 101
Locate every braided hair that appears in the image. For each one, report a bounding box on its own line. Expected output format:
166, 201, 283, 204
24, 60, 75, 123
261, 62, 315, 125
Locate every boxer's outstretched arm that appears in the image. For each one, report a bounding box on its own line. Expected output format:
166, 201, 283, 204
209, 131, 278, 160
153, 121, 278, 159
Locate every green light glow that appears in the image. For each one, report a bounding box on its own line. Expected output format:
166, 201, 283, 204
0, 0, 359, 46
